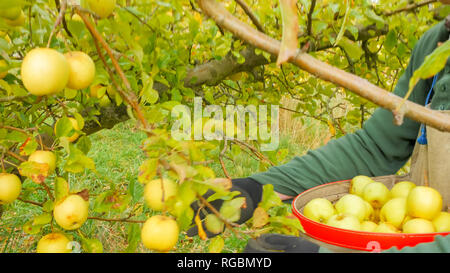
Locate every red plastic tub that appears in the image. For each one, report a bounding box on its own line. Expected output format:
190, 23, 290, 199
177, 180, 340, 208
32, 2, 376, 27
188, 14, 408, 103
292, 178, 450, 252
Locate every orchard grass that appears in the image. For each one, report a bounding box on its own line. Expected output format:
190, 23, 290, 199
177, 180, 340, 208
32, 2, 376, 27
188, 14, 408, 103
0, 112, 332, 253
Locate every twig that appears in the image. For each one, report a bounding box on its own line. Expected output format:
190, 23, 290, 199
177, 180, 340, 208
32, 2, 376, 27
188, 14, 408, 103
47, 0, 67, 48
6, 151, 26, 162
88, 216, 145, 223
0, 96, 27, 103
55, 0, 72, 38
75, 7, 152, 134
384, 0, 438, 16
306, 0, 317, 36
196, 0, 450, 132
219, 138, 231, 179
234, 0, 265, 33
120, 6, 154, 31
196, 194, 241, 229
17, 197, 44, 207
41, 182, 54, 201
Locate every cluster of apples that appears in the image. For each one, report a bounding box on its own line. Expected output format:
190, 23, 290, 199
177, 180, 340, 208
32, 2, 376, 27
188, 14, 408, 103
303, 176, 450, 234
141, 178, 180, 252
0, 149, 89, 253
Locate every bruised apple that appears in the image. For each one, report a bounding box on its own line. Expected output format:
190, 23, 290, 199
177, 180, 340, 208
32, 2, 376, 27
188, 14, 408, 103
28, 150, 57, 174
36, 233, 72, 253
53, 194, 89, 230
362, 182, 391, 209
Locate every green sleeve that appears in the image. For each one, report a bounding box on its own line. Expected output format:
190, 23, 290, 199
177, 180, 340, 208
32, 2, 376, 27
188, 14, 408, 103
250, 21, 446, 197
382, 235, 450, 253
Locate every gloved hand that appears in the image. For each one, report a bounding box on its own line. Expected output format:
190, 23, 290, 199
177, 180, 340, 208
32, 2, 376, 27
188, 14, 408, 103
186, 177, 263, 237
243, 233, 320, 253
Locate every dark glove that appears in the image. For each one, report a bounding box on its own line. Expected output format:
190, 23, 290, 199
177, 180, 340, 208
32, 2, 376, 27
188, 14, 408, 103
186, 177, 263, 237
244, 233, 320, 253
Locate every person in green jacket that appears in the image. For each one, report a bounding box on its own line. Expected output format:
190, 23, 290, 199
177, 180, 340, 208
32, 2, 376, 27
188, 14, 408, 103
189, 2, 450, 253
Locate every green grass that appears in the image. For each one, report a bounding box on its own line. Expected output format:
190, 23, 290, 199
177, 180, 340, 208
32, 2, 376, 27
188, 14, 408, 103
0, 115, 328, 253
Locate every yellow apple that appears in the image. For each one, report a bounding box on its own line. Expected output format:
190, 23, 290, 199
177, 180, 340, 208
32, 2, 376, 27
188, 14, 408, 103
4, 10, 25, 26
303, 197, 336, 223
406, 186, 442, 220
379, 197, 408, 229
87, 0, 116, 19
360, 221, 378, 232
349, 175, 374, 196
326, 214, 361, 231
53, 194, 89, 230
21, 48, 69, 96
0, 6, 22, 20
362, 182, 391, 209
64, 51, 95, 90
432, 212, 450, 232
391, 181, 416, 199
0, 59, 8, 79
402, 218, 435, 233
144, 178, 178, 212
374, 222, 399, 233
141, 215, 179, 252
335, 194, 367, 222
36, 233, 72, 253
28, 150, 57, 174
0, 173, 22, 204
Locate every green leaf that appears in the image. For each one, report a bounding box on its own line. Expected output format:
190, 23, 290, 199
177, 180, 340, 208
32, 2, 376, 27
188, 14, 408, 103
19, 137, 38, 156
64, 144, 96, 173
76, 136, 91, 155
55, 116, 73, 138
208, 236, 224, 253
334, 0, 350, 47
259, 184, 282, 210
18, 161, 49, 184
81, 238, 103, 253
219, 197, 246, 223
42, 199, 54, 213
33, 212, 52, 226
93, 190, 131, 213
339, 37, 364, 61
55, 177, 70, 203
138, 158, 158, 184
407, 40, 450, 101
384, 29, 397, 52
